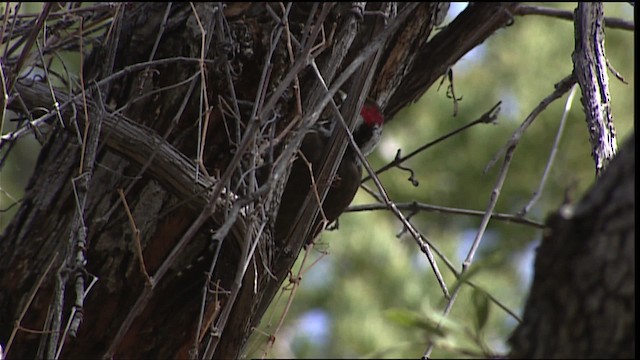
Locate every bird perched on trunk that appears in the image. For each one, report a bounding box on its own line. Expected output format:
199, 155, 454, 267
274, 99, 384, 244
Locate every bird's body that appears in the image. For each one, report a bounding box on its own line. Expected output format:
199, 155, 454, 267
249, 100, 384, 338
274, 100, 384, 244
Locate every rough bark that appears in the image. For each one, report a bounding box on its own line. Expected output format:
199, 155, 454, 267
0, 2, 519, 359
572, 2, 617, 176
509, 134, 635, 358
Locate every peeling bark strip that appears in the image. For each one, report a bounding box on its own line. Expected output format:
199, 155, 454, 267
1, 3, 521, 359
572, 2, 617, 176
509, 134, 635, 358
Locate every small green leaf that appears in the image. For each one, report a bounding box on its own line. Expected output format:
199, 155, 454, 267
472, 288, 490, 332
384, 308, 446, 337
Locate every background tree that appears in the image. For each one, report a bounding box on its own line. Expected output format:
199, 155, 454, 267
0, 2, 634, 359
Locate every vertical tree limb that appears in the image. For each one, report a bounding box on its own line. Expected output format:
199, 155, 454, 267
572, 2, 617, 176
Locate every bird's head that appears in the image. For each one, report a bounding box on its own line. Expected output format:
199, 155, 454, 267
355, 100, 384, 156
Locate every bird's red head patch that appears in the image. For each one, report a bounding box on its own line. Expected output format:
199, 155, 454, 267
360, 103, 384, 127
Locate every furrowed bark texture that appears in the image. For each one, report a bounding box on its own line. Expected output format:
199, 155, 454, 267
509, 134, 635, 358
0, 2, 519, 358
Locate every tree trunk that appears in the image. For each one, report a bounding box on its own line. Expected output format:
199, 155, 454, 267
0, 2, 522, 358
509, 134, 635, 358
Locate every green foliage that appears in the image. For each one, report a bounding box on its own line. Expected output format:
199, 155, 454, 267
471, 288, 490, 333
251, 3, 634, 358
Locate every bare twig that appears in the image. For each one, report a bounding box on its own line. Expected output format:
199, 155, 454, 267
202, 189, 270, 359
149, 4, 172, 64
8, 3, 52, 92
356, 182, 525, 325
213, 3, 243, 150
189, 2, 214, 182
1, 3, 21, 61
105, 185, 263, 359
3, 253, 59, 358
118, 188, 152, 285
0, 56, 7, 138
280, 2, 303, 116
0, 5, 12, 57
261, 244, 313, 358
348, 201, 545, 229
77, 18, 91, 175
194, 238, 224, 351
605, 57, 628, 85
0, 56, 218, 145
362, 101, 501, 183
465, 281, 522, 323
422, 74, 576, 359
36, 40, 64, 130
358, 179, 460, 281
7, 3, 116, 21
300, 151, 329, 224
519, 85, 577, 216
513, 4, 635, 31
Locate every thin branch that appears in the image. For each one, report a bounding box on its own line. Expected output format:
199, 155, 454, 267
465, 281, 522, 323
357, 182, 461, 283
36, 40, 65, 130
148, 4, 172, 64
262, 243, 313, 358
194, 238, 224, 352
362, 101, 500, 183
3, 253, 59, 358
513, 4, 635, 31
357, 187, 525, 326
605, 57, 628, 85
1, 3, 21, 62
0, 4, 12, 59
0, 53, 7, 138
118, 188, 152, 285
423, 74, 576, 359
519, 85, 578, 216
0, 61, 215, 149
348, 201, 545, 229
7, 3, 52, 92
7, 3, 116, 21
189, 2, 214, 181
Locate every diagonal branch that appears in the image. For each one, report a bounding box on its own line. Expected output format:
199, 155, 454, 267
12, 81, 230, 217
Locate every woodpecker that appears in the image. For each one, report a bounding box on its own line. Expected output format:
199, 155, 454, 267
274, 99, 384, 243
